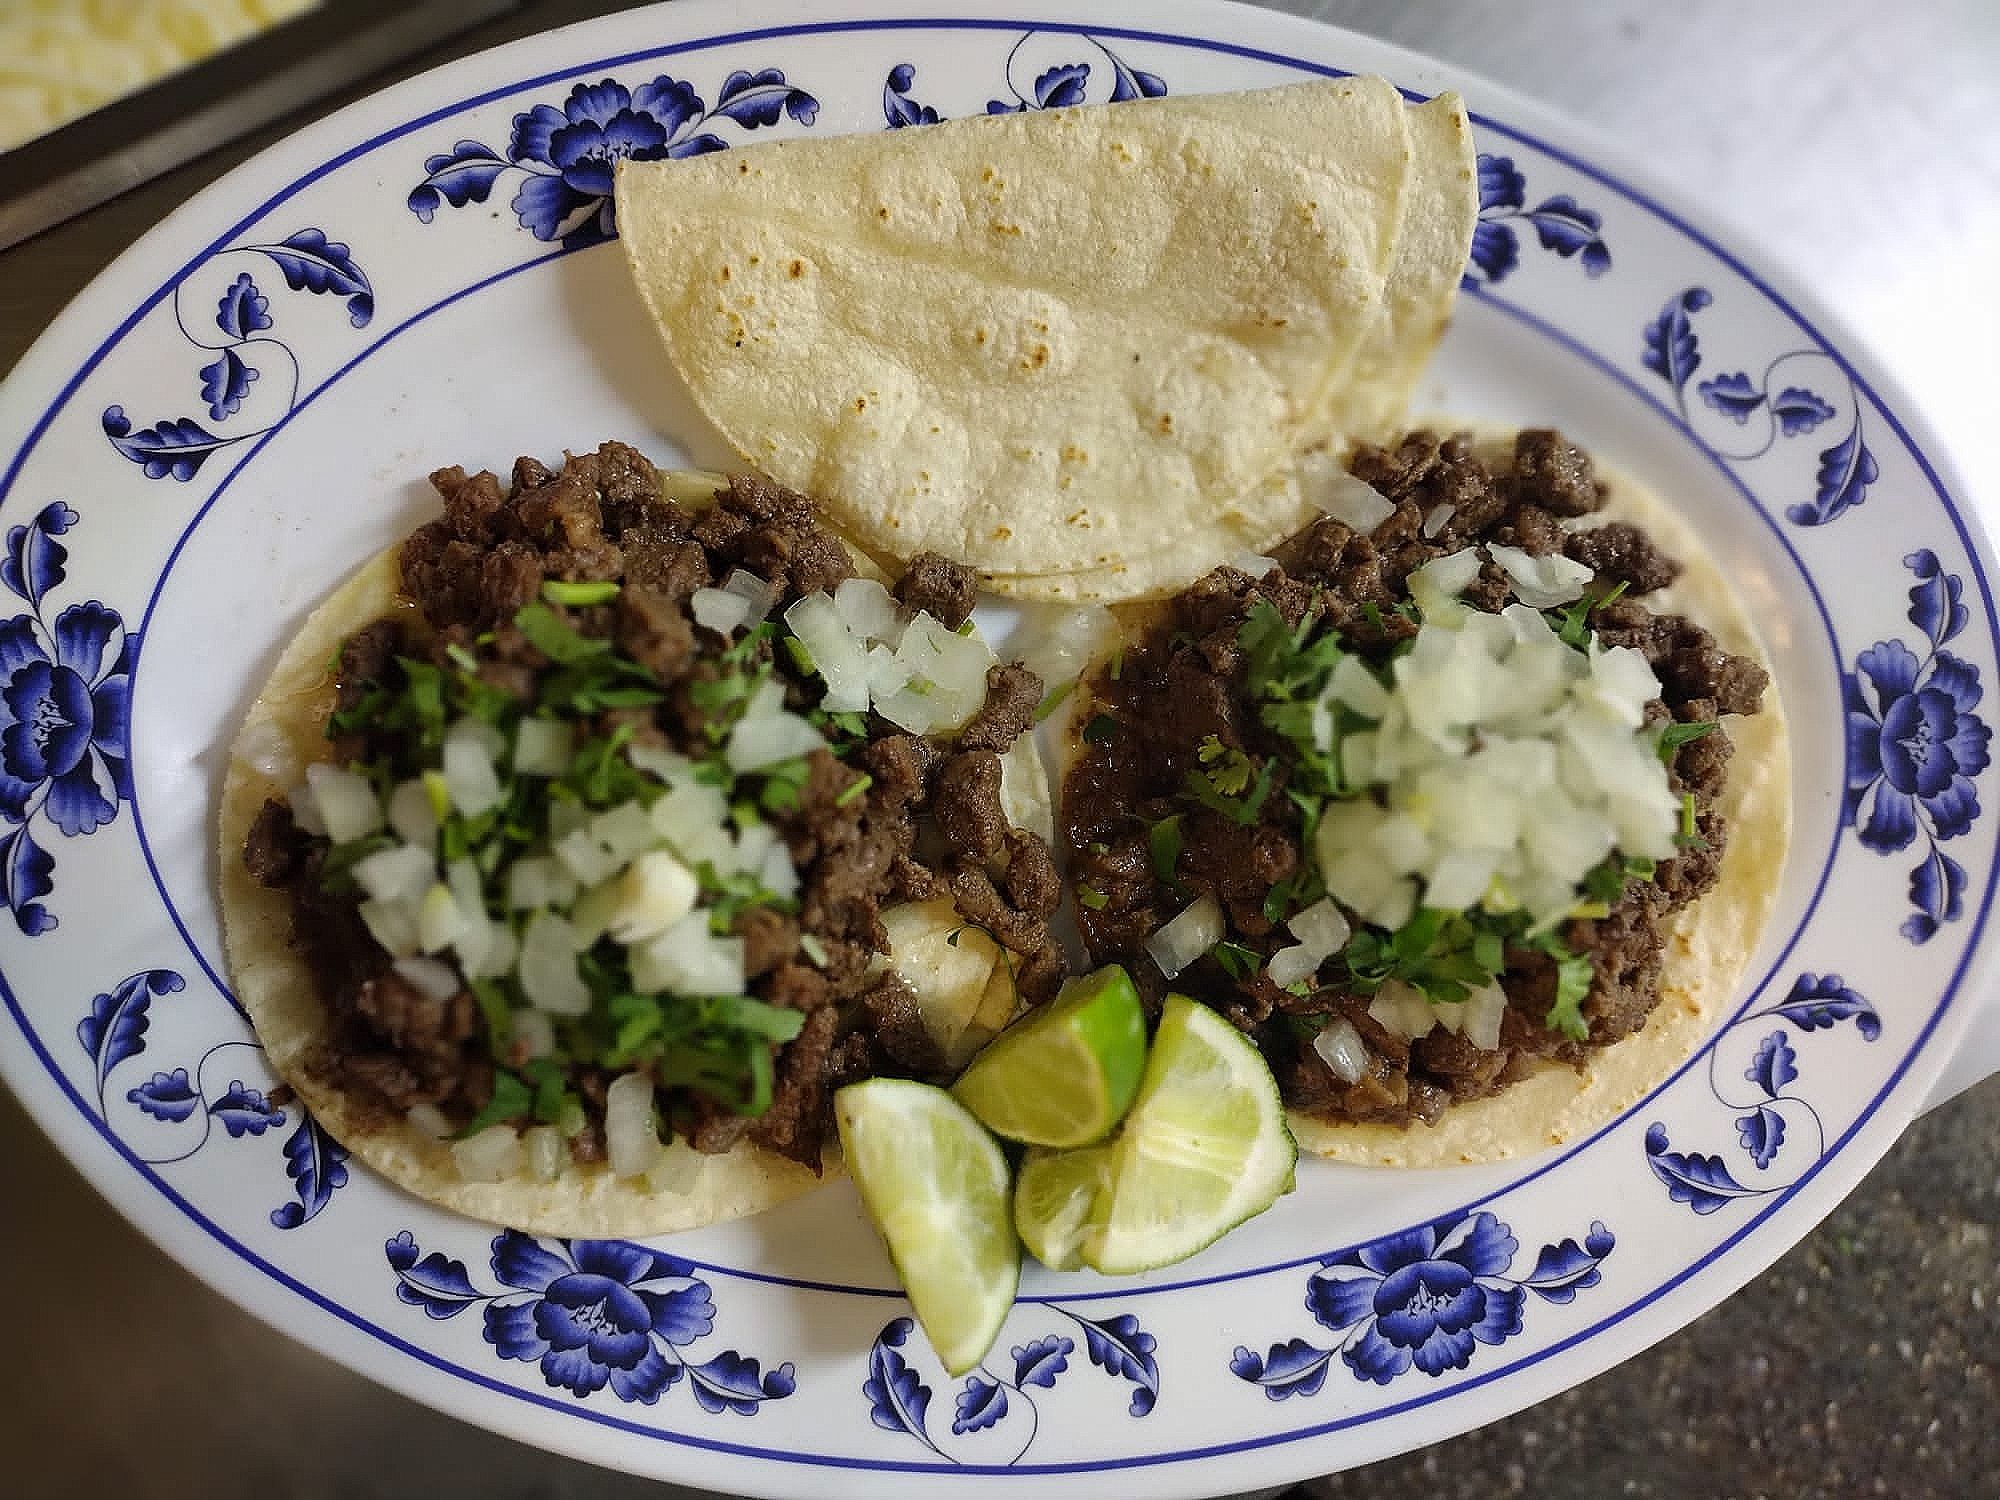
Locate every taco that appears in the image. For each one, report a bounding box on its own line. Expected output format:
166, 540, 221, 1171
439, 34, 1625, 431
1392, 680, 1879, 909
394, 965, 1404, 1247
1055, 426, 1790, 1165
219, 443, 1064, 1234
613, 80, 1476, 600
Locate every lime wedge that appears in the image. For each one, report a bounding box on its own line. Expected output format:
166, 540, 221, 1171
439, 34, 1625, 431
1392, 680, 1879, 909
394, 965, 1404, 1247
1082, 994, 1297, 1275
951, 965, 1147, 1148
1014, 1144, 1114, 1271
834, 1079, 1019, 1375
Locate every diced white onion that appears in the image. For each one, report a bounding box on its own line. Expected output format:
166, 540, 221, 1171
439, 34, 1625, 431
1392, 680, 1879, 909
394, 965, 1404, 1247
1462, 982, 1508, 1051
353, 843, 436, 905
742, 676, 787, 722
627, 743, 693, 785
721, 567, 777, 622
393, 955, 461, 1000
1228, 551, 1280, 576
758, 840, 800, 900
405, 1102, 453, 1140
644, 1138, 706, 1194
629, 910, 746, 997
1145, 894, 1224, 980
452, 716, 508, 763
1288, 898, 1351, 959
512, 718, 574, 777
1327, 654, 1391, 720
883, 613, 994, 733
691, 586, 753, 637
305, 763, 382, 844
507, 854, 578, 911
591, 801, 662, 864
649, 778, 730, 855
785, 592, 872, 713
725, 710, 825, 773
607, 849, 700, 945
553, 828, 619, 886
568, 876, 621, 948
451, 1125, 523, 1182
359, 897, 420, 958
524, 1124, 566, 1182
1266, 943, 1321, 989
441, 732, 503, 818
387, 778, 438, 847
1299, 450, 1395, 533
834, 577, 901, 643
418, 881, 468, 953
1312, 1017, 1372, 1085
287, 782, 327, 836
1368, 980, 1438, 1039
1406, 548, 1482, 621
518, 911, 590, 1015
513, 1008, 556, 1061
1487, 543, 1594, 609
604, 1073, 663, 1178
1422, 503, 1456, 539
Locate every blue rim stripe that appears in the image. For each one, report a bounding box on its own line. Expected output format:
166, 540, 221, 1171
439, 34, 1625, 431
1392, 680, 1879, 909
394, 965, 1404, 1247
0, 12, 1991, 1475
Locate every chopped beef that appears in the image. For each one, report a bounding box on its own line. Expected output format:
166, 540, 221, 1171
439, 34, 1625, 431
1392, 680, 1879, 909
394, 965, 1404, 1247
251, 445, 1067, 1166
1062, 427, 1769, 1131
1565, 521, 1682, 594
1509, 428, 1605, 516
958, 662, 1044, 753
895, 551, 979, 628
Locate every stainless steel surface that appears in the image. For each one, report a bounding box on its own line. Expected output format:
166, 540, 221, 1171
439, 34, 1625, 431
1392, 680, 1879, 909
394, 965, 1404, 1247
0, 0, 525, 253
2, 2, 1995, 1496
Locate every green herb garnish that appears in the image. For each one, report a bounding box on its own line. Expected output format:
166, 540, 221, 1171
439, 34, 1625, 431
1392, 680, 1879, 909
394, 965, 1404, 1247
1657, 720, 1717, 762
1076, 884, 1109, 911
459, 1069, 532, 1136
541, 579, 621, 607
1083, 712, 1119, 744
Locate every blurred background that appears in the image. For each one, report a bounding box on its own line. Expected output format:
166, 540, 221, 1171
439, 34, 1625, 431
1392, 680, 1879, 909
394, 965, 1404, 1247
2, 2, 1995, 1497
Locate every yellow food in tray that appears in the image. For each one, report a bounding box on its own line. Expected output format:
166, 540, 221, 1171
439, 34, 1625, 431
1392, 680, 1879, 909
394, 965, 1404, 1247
0, 0, 317, 154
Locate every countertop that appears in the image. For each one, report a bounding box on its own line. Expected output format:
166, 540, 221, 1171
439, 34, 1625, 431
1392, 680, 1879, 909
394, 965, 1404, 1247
3, 2, 1995, 1497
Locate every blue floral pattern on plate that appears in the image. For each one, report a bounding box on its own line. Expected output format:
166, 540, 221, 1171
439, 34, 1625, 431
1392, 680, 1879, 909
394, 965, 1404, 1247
1640, 286, 1878, 526
407, 69, 819, 248
884, 32, 1166, 126
1230, 1210, 1614, 1395
101, 230, 374, 483
1464, 153, 1611, 286
1845, 551, 1989, 942
75, 967, 348, 1227
386, 1229, 795, 1411
864, 1307, 1157, 1464
1645, 973, 1883, 1212
0, 504, 131, 934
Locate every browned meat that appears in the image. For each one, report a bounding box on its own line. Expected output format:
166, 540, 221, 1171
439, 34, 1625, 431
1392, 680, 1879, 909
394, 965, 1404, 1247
957, 662, 1044, 753
243, 798, 306, 887
1509, 428, 1605, 516
933, 750, 1009, 860
1565, 521, 1682, 594
895, 551, 979, 628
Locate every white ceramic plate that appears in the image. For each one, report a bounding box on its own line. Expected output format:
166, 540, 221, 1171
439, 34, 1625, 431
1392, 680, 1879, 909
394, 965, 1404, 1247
1, 2, 1992, 1494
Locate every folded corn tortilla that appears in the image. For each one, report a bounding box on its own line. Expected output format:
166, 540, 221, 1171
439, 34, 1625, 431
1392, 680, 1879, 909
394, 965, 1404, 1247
615, 79, 1466, 589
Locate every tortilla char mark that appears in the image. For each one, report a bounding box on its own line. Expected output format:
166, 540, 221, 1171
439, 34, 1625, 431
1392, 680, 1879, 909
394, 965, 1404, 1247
1060, 427, 1771, 1132
241, 443, 1065, 1177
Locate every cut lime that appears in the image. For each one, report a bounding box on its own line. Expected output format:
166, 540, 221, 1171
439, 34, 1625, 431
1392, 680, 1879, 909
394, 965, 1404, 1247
833, 1079, 1019, 1375
951, 964, 1147, 1148
1082, 994, 1297, 1275
1014, 1144, 1114, 1271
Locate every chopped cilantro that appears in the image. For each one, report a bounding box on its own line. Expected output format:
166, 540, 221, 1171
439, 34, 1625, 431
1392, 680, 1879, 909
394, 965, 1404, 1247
459, 1069, 532, 1136
1210, 939, 1261, 980
1185, 739, 1274, 826
1083, 713, 1119, 744
1196, 734, 1253, 794
1675, 791, 1707, 848
1542, 943, 1595, 1040
759, 756, 813, 815
1148, 815, 1184, 885
1035, 679, 1076, 721
1657, 720, 1717, 762
799, 933, 829, 968
783, 635, 817, 675
1076, 883, 1109, 911
835, 773, 873, 807
541, 579, 621, 607
514, 601, 611, 663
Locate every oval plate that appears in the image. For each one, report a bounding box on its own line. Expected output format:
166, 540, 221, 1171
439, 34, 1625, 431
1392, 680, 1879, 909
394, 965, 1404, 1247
0, 1, 1990, 1494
